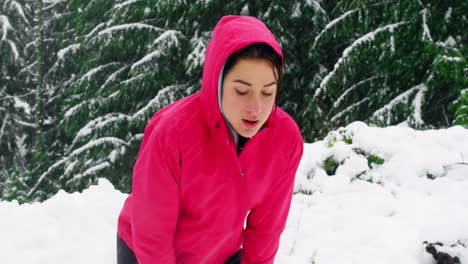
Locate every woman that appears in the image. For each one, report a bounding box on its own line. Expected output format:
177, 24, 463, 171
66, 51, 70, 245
116, 15, 303, 264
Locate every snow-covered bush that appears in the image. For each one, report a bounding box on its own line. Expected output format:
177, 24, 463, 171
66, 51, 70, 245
295, 121, 468, 195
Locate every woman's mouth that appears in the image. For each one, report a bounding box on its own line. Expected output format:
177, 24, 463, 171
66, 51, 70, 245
242, 119, 259, 128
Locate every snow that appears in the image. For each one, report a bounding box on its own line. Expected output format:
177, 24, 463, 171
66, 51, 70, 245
64, 100, 92, 118
186, 34, 208, 74
332, 76, 378, 110
0, 15, 20, 60
0, 113, 8, 144
412, 84, 427, 126
313, 9, 357, 46
291, 3, 302, 18
84, 23, 106, 38
13, 118, 35, 128
0, 179, 126, 263
315, 22, 407, 99
114, 0, 143, 9
6, 39, 19, 60
13, 96, 31, 114
444, 36, 457, 47
371, 83, 426, 126
445, 7, 452, 21
132, 84, 181, 121
131, 30, 182, 70
305, 0, 326, 15
330, 97, 369, 123
28, 137, 129, 196
15, 134, 28, 158
132, 51, 162, 69
421, 8, 433, 42
97, 23, 163, 36
2, 122, 468, 263
57, 44, 81, 60
75, 113, 129, 140
0, 15, 12, 40
9, 0, 28, 24
440, 54, 462, 62
98, 65, 128, 93
65, 85, 181, 146
80, 62, 120, 82
80, 162, 111, 178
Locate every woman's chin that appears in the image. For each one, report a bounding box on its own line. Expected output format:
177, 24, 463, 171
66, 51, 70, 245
236, 125, 260, 138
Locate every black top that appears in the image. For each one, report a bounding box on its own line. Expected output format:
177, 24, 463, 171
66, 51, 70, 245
237, 135, 249, 155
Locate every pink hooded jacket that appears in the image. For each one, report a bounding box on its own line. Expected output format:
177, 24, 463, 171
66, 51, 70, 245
117, 15, 304, 264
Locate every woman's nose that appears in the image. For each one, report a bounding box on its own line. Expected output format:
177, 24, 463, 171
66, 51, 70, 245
246, 94, 261, 115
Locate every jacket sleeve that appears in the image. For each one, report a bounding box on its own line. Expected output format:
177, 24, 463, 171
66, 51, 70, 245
130, 121, 181, 264
241, 131, 304, 264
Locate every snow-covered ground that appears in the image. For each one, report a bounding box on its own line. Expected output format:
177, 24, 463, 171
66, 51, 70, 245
1, 122, 468, 264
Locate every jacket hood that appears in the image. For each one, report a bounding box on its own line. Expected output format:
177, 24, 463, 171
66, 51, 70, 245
200, 15, 284, 138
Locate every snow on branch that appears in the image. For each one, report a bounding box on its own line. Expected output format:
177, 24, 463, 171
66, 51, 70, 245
292, 0, 326, 18
96, 23, 163, 37
97, 65, 128, 94
332, 76, 379, 111
186, 34, 209, 74
0, 15, 13, 40
439, 55, 463, 62
8, 0, 28, 24
28, 137, 128, 197
411, 84, 427, 126
79, 62, 120, 82
69, 84, 182, 148
0, 113, 9, 145
421, 8, 433, 42
331, 98, 370, 123
73, 113, 130, 143
313, 9, 357, 47
131, 50, 163, 70
133, 84, 182, 121
119, 73, 144, 86
18, 61, 36, 76
131, 30, 182, 70
84, 23, 106, 39
13, 118, 35, 128
59, 65, 126, 119
315, 22, 407, 99
42, 0, 64, 11
57, 44, 81, 60
114, 0, 143, 9
370, 84, 425, 126
0, 14, 20, 60
305, 0, 326, 15
6, 39, 19, 61
151, 30, 181, 47
79, 161, 111, 178
71, 137, 129, 157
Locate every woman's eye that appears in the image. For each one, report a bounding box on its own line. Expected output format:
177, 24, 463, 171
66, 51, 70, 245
263, 92, 273, 97
236, 90, 248, 96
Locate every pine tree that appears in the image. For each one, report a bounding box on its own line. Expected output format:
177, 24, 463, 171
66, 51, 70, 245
0, 0, 35, 199
3, 0, 466, 202
24, 0, 195, 201
304, 0, 467, 141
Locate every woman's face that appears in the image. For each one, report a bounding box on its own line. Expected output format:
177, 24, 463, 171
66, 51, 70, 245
222, 58, 277, 138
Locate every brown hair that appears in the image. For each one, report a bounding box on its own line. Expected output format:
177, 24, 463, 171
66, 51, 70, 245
222, 43, 283, 103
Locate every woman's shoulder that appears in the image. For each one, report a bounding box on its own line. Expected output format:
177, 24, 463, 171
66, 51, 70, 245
145, 93, 204, 136
271, 107, 304, 165
273, 106, 302, 139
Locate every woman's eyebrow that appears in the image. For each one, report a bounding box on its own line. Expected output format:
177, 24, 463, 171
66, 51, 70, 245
233, 79, 252, 86
233, 79, 277, 87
